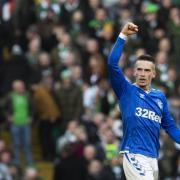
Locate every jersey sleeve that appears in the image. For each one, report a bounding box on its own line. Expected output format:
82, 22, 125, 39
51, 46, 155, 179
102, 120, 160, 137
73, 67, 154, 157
161, 95, 180, 144
107, 37, 130, 99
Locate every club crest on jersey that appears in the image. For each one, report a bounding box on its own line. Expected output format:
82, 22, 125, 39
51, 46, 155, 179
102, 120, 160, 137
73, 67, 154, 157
156, 99, 163, 110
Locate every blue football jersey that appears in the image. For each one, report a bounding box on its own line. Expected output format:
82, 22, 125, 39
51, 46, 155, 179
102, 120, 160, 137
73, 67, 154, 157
108, 37, 180, 158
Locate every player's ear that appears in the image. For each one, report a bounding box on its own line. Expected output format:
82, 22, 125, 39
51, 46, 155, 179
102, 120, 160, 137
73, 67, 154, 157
133, 64, 137, 77
152, 70, 156, 78
152, 63, 156, 78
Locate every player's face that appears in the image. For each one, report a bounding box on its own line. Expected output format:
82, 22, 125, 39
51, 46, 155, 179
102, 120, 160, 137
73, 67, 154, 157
134, 60, 156, 91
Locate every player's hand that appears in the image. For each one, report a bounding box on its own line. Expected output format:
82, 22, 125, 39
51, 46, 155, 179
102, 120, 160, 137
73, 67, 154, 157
121, 22, 138, 36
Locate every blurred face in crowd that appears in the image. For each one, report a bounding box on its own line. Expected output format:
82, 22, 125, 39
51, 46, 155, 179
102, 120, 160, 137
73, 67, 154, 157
134, 60, 156, 91
83, 145, 96, 161
88, 0, 100, 9
162, 0, 171, 8
64, 52, 75, 67
154, 29, 165, 39
53, 25, 65, 42
74, 126, 87, 142
135, 48, 146, 57
71, 65, 82, 80
120, 9, 132, 23
158, 38, 171, 52
104, 129, 115, 144
156, 51, 167, 65
169, 7, 180, 22
38, 52, 51, 67
0, 151, 11, 164
28, 37, 41, 54
89, 56, 99, 73
167, 68, 177, 82
95, 8, 106, 21
26, 26, 38, 41
67, 120, 78, 133
61, 33, 71, 46
62, 75, 72, 88
88, 160, 102, 175
93, 113, 105, 127
86, 39, 99, 53
12, 80, 25, 94
72, 10, 83, 23
42, 75, 53, 89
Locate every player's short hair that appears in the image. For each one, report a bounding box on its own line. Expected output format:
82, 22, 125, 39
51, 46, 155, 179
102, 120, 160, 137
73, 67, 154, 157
136, 54, 155, 63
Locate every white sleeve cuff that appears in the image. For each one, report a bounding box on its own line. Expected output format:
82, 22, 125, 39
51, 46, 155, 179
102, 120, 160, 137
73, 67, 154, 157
119, 33, 128, 40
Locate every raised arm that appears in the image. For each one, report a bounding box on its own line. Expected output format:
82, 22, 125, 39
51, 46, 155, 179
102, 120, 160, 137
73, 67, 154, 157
162, 95, 180, 144
108, 22, 138, 99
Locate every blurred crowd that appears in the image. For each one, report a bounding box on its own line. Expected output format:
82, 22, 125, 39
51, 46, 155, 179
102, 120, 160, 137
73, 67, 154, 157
0, 0, 180, 179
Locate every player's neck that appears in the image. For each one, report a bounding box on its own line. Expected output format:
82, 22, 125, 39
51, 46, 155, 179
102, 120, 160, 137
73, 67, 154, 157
134, 83, 151, 92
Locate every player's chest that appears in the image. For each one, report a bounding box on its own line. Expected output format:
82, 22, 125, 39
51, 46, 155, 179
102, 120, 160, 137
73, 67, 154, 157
120, 91, 163, 125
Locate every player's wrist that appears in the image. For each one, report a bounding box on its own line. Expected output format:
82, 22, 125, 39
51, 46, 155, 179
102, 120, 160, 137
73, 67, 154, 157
119, 32, 128, 40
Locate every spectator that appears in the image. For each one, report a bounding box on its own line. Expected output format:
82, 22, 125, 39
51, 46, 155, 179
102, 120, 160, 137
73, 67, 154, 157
1, 45, 31, 93
55, 69, 83, 133
5, 80, 33, 166
54, 141, 86, 180
86, 159, 104, 180
32, 74, 60, 161
26, 36, 42, 68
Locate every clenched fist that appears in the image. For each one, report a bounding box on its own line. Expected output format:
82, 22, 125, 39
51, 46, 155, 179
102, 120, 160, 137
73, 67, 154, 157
121, 22, 138, 36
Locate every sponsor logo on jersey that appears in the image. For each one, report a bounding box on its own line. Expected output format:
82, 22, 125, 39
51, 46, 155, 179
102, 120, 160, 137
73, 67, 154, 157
135, 107, 161, 123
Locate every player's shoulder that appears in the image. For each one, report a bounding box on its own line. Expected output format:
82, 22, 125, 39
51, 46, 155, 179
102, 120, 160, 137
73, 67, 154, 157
151, 88, 166, 99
